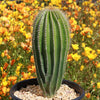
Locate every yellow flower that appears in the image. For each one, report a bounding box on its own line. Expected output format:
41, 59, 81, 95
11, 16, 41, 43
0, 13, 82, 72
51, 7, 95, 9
34, 0, 38, 4
7, 88, 10, 92
88, 53, 97, 60
82, 1, 89, 6
13, 11, 19, 17
16, 66, 21, 71
77, 6, 81, 12
70, 17, 77, 25
81, 27, 93, 35
0, 37, 3, 45
87, 35, 91, 38
0, 3, 6, 11
18, 63, 23, 66
16, 71, 20, 76
84, 47, 92, 56
1, 52, 4, 57
49, 3, 52, 6
70, 33, 74, 38
21, 78, 24, 80
97, 82, 100, 89
82, 43, 86, 48
93, 23, 97, 28
41, 3, 44, 7
32, 3, 35, 6
80, 65, 84, 71
93, 21, 98, 28
71, 53, 81, 61
89, 3, 94, 7
89, 9, 96, 17
2, 81, 8, 87
84, 47, 97, 60
96, 63, 100, 68
15, 63, 22, 75
97, 49, 100, 54
25, 7, 30, 12
25, 32, 31, 39
2, 87, 7, 94
0, 16, 8, 21
63, 6, 67, 11
16, 64, 22, 70
93, 73, 96, 78
82, 24, 86, 28
28, 72, 31, 77
0, 67, 3, 72
72, 44, 79, 50
68, 0, 72, 3
89, 17, 95, 21
18, 15, 23, 19
51, 0, 61, 5
13, 42, 17, 48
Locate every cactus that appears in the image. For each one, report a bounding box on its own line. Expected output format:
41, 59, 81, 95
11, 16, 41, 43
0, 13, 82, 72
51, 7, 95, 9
32, 8, 70, 97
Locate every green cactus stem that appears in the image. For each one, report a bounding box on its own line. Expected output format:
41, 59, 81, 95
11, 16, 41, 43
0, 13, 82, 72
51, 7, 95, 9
32, 7, 70, 97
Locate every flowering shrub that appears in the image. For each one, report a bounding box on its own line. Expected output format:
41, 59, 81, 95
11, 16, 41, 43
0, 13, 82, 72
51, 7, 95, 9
0, 0, 100, 99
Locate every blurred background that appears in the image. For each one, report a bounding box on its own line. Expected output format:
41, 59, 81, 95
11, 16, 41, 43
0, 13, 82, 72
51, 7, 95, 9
0, 0, 100, 100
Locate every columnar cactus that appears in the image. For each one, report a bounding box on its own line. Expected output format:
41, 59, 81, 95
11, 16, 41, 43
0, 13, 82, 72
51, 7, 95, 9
32, 8, 70, 97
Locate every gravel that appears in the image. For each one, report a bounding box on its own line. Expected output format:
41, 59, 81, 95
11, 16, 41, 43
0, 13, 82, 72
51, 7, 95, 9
14, 84, 79, 100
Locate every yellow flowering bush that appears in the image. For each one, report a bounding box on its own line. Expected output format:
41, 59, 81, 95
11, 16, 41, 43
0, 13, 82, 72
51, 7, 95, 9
97, 82, 100, 89
72, 44, 79, 50
71, 53, 81, 61
84, 47, 97, 60
0, 0, 100, 99
80, 65, 84, 71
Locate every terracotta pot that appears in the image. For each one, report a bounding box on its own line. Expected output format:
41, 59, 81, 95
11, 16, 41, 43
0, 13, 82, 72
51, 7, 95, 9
10, 78, 85, 100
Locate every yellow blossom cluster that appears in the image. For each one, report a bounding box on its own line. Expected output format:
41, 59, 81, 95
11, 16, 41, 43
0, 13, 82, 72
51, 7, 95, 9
80, 27, 93, 38
84, 47, 97, 60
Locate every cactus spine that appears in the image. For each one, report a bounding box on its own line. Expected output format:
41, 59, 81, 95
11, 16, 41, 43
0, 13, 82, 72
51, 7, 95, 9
32, 8, 70, 97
